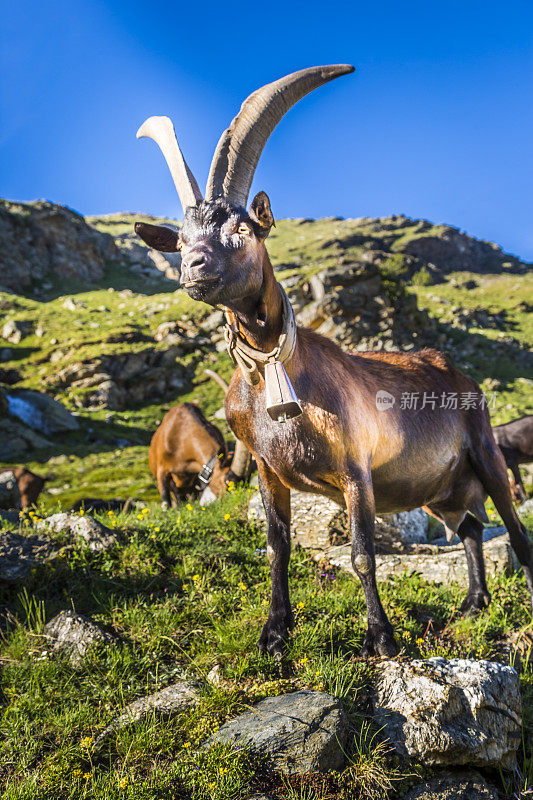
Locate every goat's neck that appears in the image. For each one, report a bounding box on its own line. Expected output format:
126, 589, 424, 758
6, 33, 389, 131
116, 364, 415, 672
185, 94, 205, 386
225, 249, 284, 353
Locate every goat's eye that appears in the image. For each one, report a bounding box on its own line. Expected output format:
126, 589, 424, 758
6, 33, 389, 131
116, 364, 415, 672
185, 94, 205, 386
237, 223, 251, 236
177, 239, 183, 251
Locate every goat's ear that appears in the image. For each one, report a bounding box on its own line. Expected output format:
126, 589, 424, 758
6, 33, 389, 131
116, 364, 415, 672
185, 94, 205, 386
135, 222, 179, 252
249, 191, 275, 238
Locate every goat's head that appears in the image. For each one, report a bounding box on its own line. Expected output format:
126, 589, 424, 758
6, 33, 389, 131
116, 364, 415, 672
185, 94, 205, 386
135, 65, 354, 308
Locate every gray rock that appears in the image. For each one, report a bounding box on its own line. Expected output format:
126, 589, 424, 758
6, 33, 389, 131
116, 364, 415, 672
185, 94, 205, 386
518, 497, 533, 517
0, 529, 55, 581
375, 509, 428, 546
373, 658, 521, 768
403, 770, 499, 800
6, 389, 79, 434
44, 610, 116, 666
0, 199, 115, 292
95, 681, 201, 748
324, 530, 517, 587
1, 319, 32, 344
248, 796, 278, 800
0, 418, 52, 460
0, 470, 21, 509
249, 490, 428, 553
208, 690, 349, 775
37, 513, 118, 552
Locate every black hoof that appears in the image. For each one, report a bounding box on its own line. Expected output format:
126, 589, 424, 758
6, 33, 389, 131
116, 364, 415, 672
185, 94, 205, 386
257, 616, 292, 659
361, 625, 398, 658
460, 591, 491, 615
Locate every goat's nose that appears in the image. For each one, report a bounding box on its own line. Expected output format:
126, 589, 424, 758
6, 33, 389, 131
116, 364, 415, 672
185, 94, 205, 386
182, 253, 206, 271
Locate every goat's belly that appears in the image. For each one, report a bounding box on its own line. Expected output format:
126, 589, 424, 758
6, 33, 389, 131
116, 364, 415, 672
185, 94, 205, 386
371, 447, 462, 514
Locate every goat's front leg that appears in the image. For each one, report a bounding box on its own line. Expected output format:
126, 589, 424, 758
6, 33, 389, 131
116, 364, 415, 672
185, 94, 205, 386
256, 458, 293, 659
345, 470, 397, 658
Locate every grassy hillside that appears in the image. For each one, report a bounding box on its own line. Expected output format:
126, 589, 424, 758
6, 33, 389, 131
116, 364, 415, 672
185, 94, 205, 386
0, 209, 531, 509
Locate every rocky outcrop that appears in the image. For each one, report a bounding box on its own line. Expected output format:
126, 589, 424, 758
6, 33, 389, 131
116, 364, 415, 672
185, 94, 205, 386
249, 490, 428, 553
0, 471, 21, 509
95, 681, 201, 748
6, 388, 79, 434
112, 229, 182, 281
1, 319, 33, 343
0, 417, 52, 460
37, 513, 118, 552
50, 346, 191, 409
208, 691, 349, 775
326, 530, 517, 586
403, 770, 499, 800
285, 261, 425, 353
44, 610, 117, 666
0, 529, 56, 581
249, 490, 516, 588
0, 200, 116, 292
373, 658, 521, 768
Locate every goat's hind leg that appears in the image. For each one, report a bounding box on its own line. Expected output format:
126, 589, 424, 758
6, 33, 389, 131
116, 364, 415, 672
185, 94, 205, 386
345, 469, 397, 657
471, 438, 533, 607
457, 513, 491, 614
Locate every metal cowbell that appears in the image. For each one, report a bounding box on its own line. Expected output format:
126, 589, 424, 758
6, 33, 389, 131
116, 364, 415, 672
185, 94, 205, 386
264, 360, 303, 422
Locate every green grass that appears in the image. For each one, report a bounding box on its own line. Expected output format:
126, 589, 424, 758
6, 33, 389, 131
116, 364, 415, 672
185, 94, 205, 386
1, 496, 533, 799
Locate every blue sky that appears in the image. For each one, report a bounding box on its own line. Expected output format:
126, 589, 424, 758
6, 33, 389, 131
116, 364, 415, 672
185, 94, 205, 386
1, 0, 532, 259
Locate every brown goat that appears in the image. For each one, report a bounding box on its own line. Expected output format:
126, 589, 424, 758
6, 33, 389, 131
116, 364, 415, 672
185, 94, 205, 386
149, 402, 249, 508
136, 65, 533, 658
493, 415, 533, 504
0, 467, 47, 509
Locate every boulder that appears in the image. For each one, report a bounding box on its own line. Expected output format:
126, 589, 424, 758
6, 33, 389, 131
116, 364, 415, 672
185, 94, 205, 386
373, 658, 521, 768
0, 470, 21, 509
249, 490, 428, 552
1, 319, 32, 343
403, 770, 499, 800
94, 681, 201, 748
6, 389, 79, 435
0, 529, 55, 581
51, 346, 191, 410
0, 418, 52, 460
208, 691, 349, 775
37, 513, 118, 552
44, 610, 116, 666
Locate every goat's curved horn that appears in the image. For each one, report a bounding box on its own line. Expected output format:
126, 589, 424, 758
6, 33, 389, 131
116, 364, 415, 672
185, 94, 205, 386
204, 369, 229, 395
205, 64, 354, 207
229, 439, 251, 480
137, 116, 203, 213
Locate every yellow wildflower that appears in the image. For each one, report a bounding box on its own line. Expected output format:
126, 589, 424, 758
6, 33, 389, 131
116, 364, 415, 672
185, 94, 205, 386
80, 736, 93, 749
154, 526, 160, 532
296, 601, 305, 610
224, 513, 231, 521
193, 574, 200, 582
187, 503, 193, 511
117, 776, 129, 788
